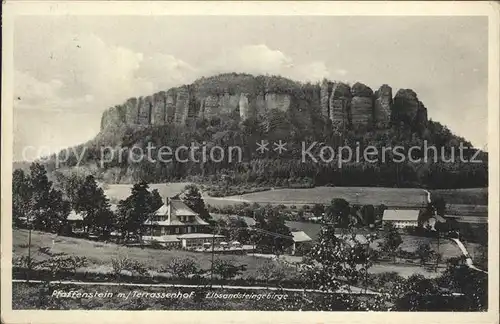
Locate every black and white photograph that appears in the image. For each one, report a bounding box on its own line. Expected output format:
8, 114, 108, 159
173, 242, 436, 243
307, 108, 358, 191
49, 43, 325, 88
1, 1, 499, 322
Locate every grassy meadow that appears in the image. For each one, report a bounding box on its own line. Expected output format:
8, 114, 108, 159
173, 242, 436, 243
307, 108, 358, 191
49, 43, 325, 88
12, 229, 265, 277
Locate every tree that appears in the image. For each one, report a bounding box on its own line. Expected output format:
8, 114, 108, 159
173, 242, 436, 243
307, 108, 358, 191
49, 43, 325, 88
226, 217, 250, 243
301, 224, 376, 299
74, 175, 114, 237
115, 182, 163, 243
257, 259, 287, 288
311, 203, 324, 218
437, 257, 487, 310
52, 170, 86, 208
432, 197, 446, 216
360, 204, 375, 226
12, 169, 32, 227
181, 184, 211, 222
380, 222, 402, 263
253, 206, 292, 254
212, 259, 247, 285
394, 274, 440, 310
111, 256, 148, 282
325, 198, 350, 227
162, 257, 201, 280
27, 163, 70, 233
416, 243, 434, 265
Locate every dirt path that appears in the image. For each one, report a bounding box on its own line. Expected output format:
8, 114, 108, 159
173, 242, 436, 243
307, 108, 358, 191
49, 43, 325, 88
449, 238, 487, 274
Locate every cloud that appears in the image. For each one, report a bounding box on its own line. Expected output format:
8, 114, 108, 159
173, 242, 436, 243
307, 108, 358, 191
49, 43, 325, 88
14, 33, 198, 114
13, 38, 338, 160
205, 44, 331, 82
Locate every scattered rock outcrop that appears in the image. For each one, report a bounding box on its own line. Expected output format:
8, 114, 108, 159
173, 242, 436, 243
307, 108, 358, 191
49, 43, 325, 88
99, 74, 430, 133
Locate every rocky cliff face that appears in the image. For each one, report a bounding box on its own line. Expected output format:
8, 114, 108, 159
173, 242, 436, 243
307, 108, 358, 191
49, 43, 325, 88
392, 89, 428, 129
374, 84, 392, 127
350, 82, 374, 127
329, 83, 351, 130
99, 73, 429, 133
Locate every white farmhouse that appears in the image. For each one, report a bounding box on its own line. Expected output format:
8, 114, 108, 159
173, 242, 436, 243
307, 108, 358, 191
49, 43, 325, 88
382, 209, 420, 229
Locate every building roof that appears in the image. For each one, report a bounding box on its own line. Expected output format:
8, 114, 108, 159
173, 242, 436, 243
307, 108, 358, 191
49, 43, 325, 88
67, 210, 84, 221
383, 209, 420, 222
170, 200, 198, 216
292, 231, 312, 243
144, 199, 209, 226
155, 204, 169, 215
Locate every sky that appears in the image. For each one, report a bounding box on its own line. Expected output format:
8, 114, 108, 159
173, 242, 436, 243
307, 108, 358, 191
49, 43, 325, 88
13, 15, 488, 161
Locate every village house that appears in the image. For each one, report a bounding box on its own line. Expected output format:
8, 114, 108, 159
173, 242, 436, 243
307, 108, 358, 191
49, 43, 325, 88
142, 198, 225, 249
289, 231, 313, 255
382, 209, 420, 229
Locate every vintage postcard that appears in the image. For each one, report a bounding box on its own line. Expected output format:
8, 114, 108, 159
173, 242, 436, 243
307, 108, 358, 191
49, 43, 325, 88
1, 1, 499, 323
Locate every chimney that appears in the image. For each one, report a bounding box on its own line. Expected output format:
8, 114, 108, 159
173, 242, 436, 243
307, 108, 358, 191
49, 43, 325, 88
166, 197, 171, 225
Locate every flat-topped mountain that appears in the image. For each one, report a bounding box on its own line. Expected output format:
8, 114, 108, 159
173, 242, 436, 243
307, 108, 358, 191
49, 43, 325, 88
37, 73, 486, 189
100, 73, 428, 133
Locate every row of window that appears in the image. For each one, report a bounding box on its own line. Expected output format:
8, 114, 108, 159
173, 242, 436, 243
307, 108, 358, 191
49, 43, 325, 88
147, 226, 200, 236
150, 216, 196, 223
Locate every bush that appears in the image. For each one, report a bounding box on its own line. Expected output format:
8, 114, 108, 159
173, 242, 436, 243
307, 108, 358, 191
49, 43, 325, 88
161, 257, 201, 279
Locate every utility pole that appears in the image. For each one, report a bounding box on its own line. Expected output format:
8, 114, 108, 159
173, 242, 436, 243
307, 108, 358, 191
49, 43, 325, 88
27, 212, 32, 283
209, 223, 220, 287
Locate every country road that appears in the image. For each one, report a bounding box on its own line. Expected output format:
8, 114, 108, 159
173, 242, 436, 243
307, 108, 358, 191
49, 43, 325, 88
449, 238, 488, 274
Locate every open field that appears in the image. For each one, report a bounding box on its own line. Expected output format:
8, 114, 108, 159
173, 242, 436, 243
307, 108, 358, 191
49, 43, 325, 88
445, 204, 488, 217
104, 184, 429, 208
12, 230, 266, 277
12, 229, 486, 283
430, 188, 488, 205
221, 187, 428, 207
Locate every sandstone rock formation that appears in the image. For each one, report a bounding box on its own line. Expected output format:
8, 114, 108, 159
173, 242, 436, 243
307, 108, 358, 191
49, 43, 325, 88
392, 89, 425, 126
320, 80, 333, 118
152, 91, 167, 125
174, 87, 190, 124
239, 93, 250, 120
254, 94, 267, 117
264, 93, 291, 112
137, 96, 153, 125
219, 93, 240, 114
374, 84, 392, 127
329, 82, 351, 130
350, 82, 373, 127
99, 74, 430, 134
165, 90, 176, 123
203, 95, 220, 118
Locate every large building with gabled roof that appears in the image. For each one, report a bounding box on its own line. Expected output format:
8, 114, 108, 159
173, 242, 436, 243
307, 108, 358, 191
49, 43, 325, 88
143, 198, 209, 236
142, 198, 224, 248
